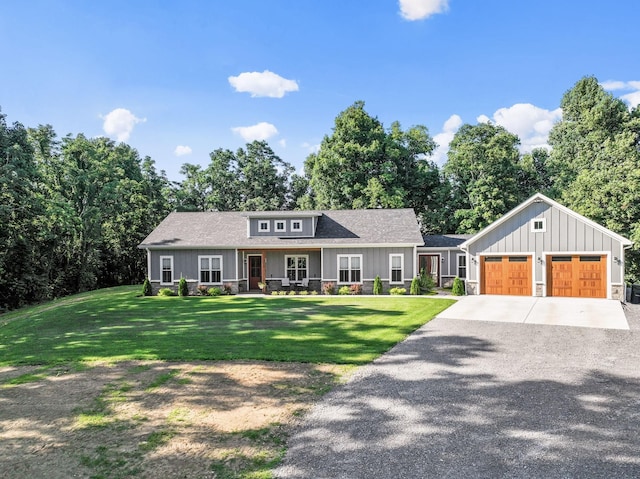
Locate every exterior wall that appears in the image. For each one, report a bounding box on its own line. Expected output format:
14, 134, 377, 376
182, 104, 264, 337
417, 248, 466, 286
149, 249, 237, 283
264, 250, 321, 280
465, 202, 625, 298
322, 247, 415, 284
249, 217, 314, 237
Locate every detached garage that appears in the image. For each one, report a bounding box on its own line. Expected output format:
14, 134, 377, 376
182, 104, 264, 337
461, 193, 632, 301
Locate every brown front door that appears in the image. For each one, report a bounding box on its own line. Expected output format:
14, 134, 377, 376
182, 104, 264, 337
418, 254, 440, 286
248, 256, 262, 290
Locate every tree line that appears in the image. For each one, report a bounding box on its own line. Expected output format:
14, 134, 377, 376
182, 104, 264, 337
2, 76, 639, 310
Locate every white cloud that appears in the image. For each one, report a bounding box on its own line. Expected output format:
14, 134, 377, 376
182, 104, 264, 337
399, 0, 449, 20
301, 142, 321, 154
481, 103, 562, 152
228, 70, 299, 98
278, 139, 287, 148
476, 114, 490, 124
432, 114, 462, 164
602, 79, 640, 108
174, 145, 192, 156
101, 108, 146, 142
231, 122, 278, 141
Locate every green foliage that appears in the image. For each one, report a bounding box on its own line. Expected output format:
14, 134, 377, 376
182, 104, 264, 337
288, 290, 297, 296
178, 277, 189, 297
418, 269, 436, 294
197, 285, 209, 296
298, 290, 309, 296
350, 284, 362, 295
208, 287, 222, 296
0, 285, 455, 366
410, 277, 421, 295
157, 288, 175, 297
373, 275, 383, 295
389, 287, 407, 295
322, 282, 335, 295
452, 277, 465, 296
338, 286, 351, 295
142, 278, 152, 297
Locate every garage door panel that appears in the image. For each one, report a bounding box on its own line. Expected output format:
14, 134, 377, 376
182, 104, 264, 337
547, 255, 606, 298
481, 256, 532, 296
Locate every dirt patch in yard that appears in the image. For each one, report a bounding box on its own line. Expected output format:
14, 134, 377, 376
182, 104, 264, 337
0, 361, 349, 479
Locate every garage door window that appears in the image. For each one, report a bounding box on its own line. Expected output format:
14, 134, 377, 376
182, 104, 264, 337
551, 256, 571, 262
485, 257, 502, 262
580, 256, 601, 262
509, 256, 528, 262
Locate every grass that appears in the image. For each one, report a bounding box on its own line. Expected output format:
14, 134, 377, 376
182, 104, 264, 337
0, 285, 455, 366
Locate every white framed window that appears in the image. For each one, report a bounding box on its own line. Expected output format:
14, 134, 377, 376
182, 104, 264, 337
389, 254, 403, 284
199, 255, 223, 284
290, 219, 303, 232
531, 218, 546, 233
160, 256, 174, 285
285, 255, 308, 281
258, 220, 270, 232
457, 254, 467, 279
338, 254, 362, 283
275, 220, 286, 232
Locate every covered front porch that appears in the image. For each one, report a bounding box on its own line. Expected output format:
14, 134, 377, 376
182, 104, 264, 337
238, 248, 322, 293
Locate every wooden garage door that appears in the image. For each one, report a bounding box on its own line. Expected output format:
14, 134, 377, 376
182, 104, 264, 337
481, 256, 532, 295
547, 255, 606, 298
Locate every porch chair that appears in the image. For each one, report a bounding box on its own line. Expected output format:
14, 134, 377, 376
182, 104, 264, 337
300, 277, 309, 291
281, 278, 291, 291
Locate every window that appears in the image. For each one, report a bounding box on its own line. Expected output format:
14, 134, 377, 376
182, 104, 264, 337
285, 255, 308, 281
275, 220, 286, 232
389, 254, 403, 284
457, 254, 467, 279
290, 219, 303, 232
338, 255, 362, 283
531, 218, 546, 232
199, 255, 222, 284
258, 220, 270, 232
160, 256, 173, 285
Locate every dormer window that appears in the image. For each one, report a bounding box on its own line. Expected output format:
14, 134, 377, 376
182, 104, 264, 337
275, 220, 286, 232
531, 218, 546, 233
291, 220, 303, 232
258, 220, 270, 232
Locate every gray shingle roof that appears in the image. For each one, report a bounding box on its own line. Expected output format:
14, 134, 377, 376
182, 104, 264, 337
139, 208, 424, 248
422, 234, 473, 248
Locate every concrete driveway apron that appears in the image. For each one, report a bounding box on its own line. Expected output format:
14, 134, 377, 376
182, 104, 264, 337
436, 295, 629, 330
275, 305, 640, 479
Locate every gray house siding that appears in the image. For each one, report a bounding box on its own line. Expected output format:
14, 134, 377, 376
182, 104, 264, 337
322, 247, 415, 282
465, 201, 625, 299
263, 250, 321, 280
417, 248, 465, 287
149, 249, 237, 283
249, 217, 314, 237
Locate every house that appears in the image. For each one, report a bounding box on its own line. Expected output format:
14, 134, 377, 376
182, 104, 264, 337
138, 208, 424, 294
459, 193, 633, 300
139, 193, 633, 300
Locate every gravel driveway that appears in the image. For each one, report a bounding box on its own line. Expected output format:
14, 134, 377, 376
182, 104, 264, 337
275, 303, 640, 478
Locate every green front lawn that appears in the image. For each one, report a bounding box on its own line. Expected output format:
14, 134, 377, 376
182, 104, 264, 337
0, 286, 455, 366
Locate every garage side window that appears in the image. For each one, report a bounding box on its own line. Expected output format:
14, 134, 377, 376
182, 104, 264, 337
457, 254, 467, 278
160, 256, 174, 285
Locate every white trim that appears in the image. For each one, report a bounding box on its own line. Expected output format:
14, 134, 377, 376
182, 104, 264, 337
275, 220, 287, 233
542, 251, 611, 299
198, 255, 223, 285
290, 219, 303, 232
530, 217, 546, 233
160, 255, 174, 285
258, 220, 270, 233
146, 249, 151, 281
320, 248, 324, 282
461, 193, 633, 250
389, 254, 404, 285
234, 249, 239, 282
142, 242, 422, 250
337, 254, 363, 284
456, 253, 467, 279
284, 254, 309, 282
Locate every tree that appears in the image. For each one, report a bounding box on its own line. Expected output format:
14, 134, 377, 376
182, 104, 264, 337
444, 122, 525, 233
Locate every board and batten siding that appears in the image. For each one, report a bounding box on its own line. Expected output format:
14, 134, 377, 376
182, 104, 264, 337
264, 250, 321, 279
466, 202, 624, 285
322, 247, 415, 282
149, 249, 237, 282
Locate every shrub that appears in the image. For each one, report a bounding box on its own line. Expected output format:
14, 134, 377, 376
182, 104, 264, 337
299, 290, 309, 296
373, 275, 383, 295
288, 290, 297, 296
178, 277, 189, 297
338, 286, 351, 295
223, 283, 233, 295
271, 291, 279, 296
208, 287, 222, 296
322, 282, 335, 295
350, 283, 362, 295
310, 290, 319, 295
452, 277, 466, 296
410, 276, 420, 295
389, 287, 406, 295
158, 288, 175, 297
418, 268, 436, 294
196, 285, 209, 296
142, 278, 152, 297
278, 290, 288, 296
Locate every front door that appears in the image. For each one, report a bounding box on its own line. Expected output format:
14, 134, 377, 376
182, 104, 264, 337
248, 256, 262, 290
419, 254, 440, 286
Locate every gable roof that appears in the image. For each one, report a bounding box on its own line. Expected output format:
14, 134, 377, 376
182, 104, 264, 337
139, 208, 424, 249
460, 192, 633, 250
421, 234, 473, 248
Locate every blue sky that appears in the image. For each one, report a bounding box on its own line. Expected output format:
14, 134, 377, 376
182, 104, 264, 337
1, 0, 639, 181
